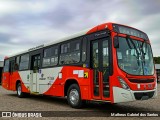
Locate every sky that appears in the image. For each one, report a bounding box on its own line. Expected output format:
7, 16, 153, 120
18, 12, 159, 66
0, 0, 160, 60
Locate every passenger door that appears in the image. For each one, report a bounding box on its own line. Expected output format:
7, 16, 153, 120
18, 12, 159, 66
9, 60, 15, 90
30, 54, 41, 93
91, 38, 110, 100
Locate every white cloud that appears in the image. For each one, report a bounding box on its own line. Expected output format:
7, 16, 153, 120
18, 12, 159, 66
0, 0, 59, 16
0, 1, 20, 15
10, 38, 21, 43
0, 42, 30, 59
19, 25, 68, 43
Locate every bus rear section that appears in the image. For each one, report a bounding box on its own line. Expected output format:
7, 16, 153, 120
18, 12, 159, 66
2, 59, 11, 90
1, 22, 157, 108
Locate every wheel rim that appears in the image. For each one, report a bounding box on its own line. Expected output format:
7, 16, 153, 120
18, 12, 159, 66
18, 85, 21, 96
69, 89, 79, 105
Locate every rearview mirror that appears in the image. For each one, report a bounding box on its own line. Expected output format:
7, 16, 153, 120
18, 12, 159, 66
114, 36, 119, 48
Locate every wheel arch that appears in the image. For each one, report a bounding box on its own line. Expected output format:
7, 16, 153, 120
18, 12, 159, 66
64, 79, 80, 97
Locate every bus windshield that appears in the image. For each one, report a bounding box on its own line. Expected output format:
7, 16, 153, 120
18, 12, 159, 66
116, 37, 154, 75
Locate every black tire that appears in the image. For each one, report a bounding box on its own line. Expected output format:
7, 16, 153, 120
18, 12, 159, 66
17, 82, 25, 98
67, 84, 83, 108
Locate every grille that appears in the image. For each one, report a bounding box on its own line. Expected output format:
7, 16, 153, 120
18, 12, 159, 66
134, 91, 154, 100
129, 79, 154, 83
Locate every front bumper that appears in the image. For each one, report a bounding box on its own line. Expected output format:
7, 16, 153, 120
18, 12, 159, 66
113, 87, 157, 103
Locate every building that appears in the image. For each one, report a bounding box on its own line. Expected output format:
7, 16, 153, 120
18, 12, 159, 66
155, 64, 160, 82
0, 61, 3, 84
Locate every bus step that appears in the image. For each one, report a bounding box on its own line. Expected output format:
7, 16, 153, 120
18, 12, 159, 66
30, 92, 39, 95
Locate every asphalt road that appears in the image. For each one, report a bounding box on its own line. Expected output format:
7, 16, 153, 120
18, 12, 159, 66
0, 84, 160, 120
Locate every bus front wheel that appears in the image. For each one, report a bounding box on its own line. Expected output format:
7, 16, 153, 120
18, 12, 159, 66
17, 83, 25, 98
67, 84, 83, 108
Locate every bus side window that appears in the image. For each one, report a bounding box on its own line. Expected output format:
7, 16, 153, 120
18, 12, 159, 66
10, 60, 15, 73
3, 59, 9, 72
60, 43, 71, 64
42, 46, 58, 67
82, 37, 87, 62
14, 56, 20, 71
19, 54, 29, 70
70, 40, 81, 63
59, 39, 81, 65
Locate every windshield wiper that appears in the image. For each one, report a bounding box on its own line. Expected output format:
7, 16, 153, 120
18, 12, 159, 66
140, 42, 146, 65
126, 35, 140, 65
126, 35, 132, 49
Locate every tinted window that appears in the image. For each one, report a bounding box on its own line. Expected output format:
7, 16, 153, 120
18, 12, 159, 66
82, 37, 87, 62
16, 56, 20, 64
14, 56, 20, 71
3, 59, 9, 72
19, 54, 29, 70
61, 43, 70, 54
43, 46, 58, 67
103, 40, 109, 67
60, 40, 81, 65
10, 60, 15, 72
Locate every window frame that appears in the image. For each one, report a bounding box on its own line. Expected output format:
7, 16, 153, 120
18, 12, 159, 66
82, 37, 87, 62
3, 59, 9, 72
42, 45, 59, 68
59, 38, 82, 65
19, 53, 30, 71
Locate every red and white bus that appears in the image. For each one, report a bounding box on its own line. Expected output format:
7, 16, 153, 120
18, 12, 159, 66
2, 22, 157, 108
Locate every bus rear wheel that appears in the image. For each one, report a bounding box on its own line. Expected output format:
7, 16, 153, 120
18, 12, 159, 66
17, 83, 25, 98
67, 84, 83, 108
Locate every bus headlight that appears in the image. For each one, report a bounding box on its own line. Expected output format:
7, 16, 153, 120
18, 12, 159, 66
118, 77, 130, 90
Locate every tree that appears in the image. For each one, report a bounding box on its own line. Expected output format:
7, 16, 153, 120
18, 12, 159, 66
154, 57, 160, 64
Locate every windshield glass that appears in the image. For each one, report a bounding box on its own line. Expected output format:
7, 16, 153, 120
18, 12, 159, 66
116, 37, 154, 75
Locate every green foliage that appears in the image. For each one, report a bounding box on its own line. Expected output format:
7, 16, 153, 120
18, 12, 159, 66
154, 57, 160, 64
